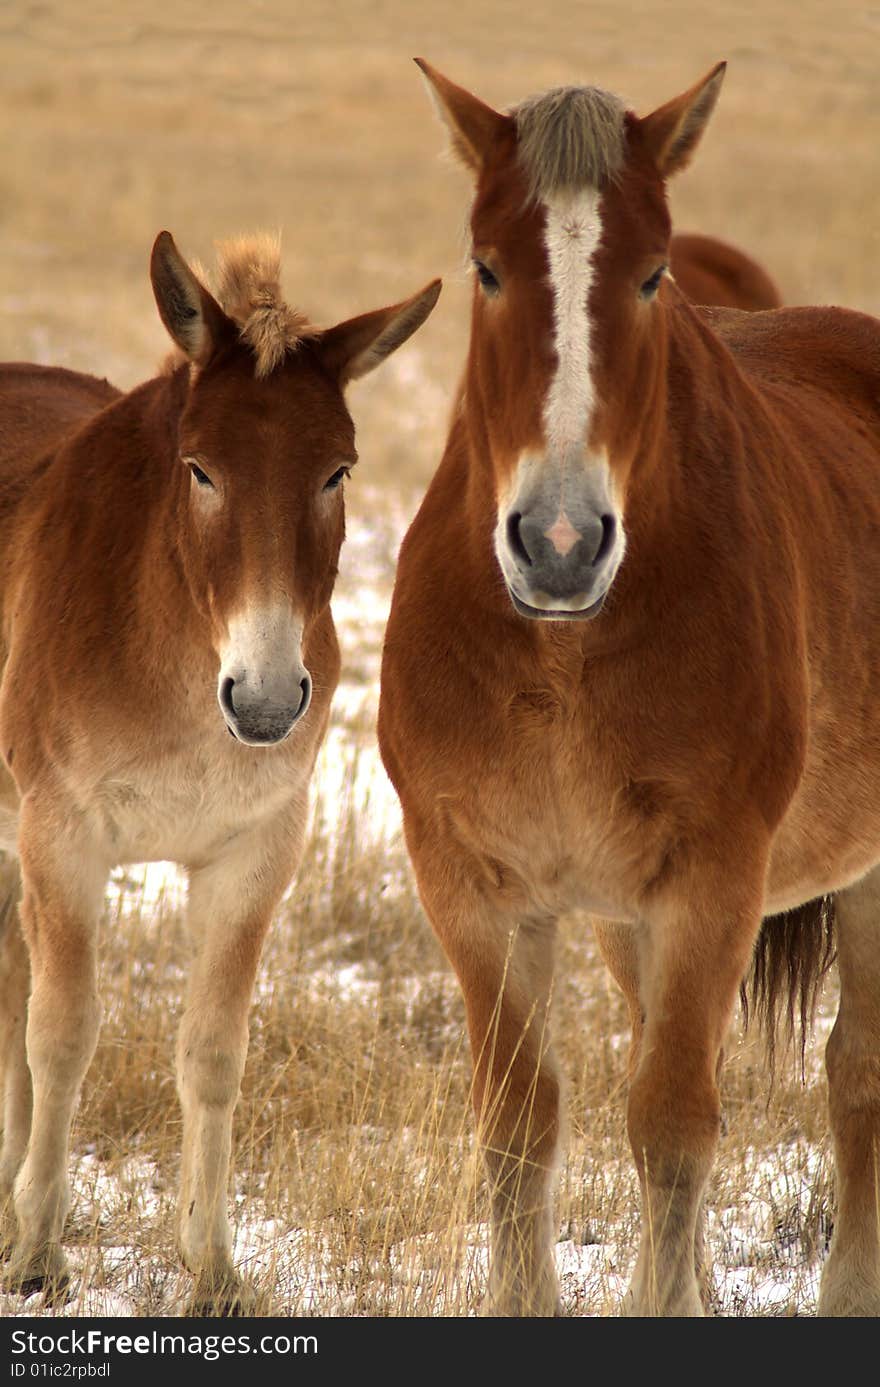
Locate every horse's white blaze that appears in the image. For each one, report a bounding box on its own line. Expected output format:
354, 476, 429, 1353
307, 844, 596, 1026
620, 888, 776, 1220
542, 188, 603, 461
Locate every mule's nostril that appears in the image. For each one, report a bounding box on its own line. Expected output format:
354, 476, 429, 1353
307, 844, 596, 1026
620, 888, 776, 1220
220, 676, 236, 717
298, 672, 312, 717
593, 513, 616, 566
506, 511, 532, 566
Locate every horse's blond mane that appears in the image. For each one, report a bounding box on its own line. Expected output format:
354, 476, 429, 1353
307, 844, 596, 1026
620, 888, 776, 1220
511, 86, 628, 200
211, 233, 316, 378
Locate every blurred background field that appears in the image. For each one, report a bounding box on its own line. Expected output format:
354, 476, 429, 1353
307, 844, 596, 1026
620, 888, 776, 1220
3, 0, 879, 487
0, 0, 876, 1316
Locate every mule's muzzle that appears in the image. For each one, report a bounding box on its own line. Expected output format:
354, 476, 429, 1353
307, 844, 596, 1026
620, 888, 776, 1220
220, 672, 312, 746
502, 506, 618, 620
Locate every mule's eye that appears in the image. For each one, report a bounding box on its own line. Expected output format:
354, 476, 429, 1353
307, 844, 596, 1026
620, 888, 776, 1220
323, 466, 350, 493
473, 259, 500, 295
188, 462, 214, 488
640, 266, 667, 299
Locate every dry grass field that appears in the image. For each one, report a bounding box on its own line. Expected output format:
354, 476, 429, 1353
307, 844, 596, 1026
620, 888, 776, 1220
0, 0, 878, 1317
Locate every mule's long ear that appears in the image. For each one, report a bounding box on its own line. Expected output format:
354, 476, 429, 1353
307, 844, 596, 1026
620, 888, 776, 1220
640, 62, 726, 178
150, 231, 235, 366
415, 58, 511, 174
320, 279, 441, 386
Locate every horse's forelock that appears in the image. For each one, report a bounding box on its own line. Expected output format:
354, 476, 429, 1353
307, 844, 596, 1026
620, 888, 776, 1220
511, 86, 628, 200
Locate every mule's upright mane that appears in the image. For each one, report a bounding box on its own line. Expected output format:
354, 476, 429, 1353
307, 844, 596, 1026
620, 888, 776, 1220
212, 233, 316, 378
511, 86, 627, 200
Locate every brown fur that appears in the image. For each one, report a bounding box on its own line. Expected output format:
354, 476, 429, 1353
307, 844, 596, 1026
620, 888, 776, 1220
670, 231, 782, 311
380, 63, 880, 1318
0, 232, 439, 1309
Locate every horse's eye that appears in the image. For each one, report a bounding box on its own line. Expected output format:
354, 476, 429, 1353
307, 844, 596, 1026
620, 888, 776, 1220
323, 466, 350, 493
188, 462, 214, 488
640, 266, 667, 299
473, 259, 500, 295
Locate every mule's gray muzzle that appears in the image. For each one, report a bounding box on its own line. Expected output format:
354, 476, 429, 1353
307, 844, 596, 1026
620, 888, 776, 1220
219, 671, 312, 745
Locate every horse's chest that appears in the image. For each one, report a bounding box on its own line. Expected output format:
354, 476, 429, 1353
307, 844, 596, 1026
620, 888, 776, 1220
439, 700, 663, 921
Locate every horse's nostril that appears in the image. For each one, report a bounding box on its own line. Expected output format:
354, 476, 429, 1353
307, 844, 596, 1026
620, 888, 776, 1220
593, 513, 616, 566
506, 511, 532, 566
220, 676, 237, 717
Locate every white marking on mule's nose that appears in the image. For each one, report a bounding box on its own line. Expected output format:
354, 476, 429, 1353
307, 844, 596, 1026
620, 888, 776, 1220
544, 510, 581, 557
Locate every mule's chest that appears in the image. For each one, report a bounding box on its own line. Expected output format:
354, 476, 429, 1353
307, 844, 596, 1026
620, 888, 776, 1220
90, 731, 315, 867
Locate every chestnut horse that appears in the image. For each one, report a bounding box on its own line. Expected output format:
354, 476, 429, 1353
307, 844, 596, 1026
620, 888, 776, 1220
669, 230, 781, 310
0, 231, 439, 1309
379, 61, 880, 1316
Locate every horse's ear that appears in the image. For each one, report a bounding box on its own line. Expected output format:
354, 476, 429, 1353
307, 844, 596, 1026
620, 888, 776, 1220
415, 58, 512, 174
319, 279, 441, 386
150, 232, 235, 366
639, 62, 726, 178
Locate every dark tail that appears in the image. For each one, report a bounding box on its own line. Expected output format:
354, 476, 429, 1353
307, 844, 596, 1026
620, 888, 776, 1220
740, 895, 836, 1076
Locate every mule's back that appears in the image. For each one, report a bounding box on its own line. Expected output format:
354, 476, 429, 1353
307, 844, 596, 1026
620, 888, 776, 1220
0, 364, 119, 501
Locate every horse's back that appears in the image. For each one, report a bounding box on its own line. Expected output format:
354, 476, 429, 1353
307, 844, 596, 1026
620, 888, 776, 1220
670, 232, 782, 310
0, 363, 120, 483
694, 301, 880, 419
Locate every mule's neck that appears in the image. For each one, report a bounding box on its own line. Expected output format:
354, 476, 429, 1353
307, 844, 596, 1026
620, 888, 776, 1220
91, 364, 216, 677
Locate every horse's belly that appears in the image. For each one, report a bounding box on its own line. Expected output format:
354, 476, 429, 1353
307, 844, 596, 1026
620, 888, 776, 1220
765, 770, 880, 911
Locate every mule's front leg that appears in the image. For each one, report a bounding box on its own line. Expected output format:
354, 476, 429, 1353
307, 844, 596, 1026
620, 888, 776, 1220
6, 813, 105, 1295
625, 864, 764, 1317
0, 857, 31, 1248
178, 822, 300, 1313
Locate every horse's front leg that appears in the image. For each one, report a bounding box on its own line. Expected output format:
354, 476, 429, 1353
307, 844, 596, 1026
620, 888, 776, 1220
594, 915, 722, 1312
6, 804, 106, 1296
819, 864, 880, 1315
624, 848, 765, 1317
411, 836, 562, 1316
177, 814, 303, 1314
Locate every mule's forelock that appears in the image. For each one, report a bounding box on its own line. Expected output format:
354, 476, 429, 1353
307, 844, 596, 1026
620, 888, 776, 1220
213, 234, 316, 378
512, 86, 628, 200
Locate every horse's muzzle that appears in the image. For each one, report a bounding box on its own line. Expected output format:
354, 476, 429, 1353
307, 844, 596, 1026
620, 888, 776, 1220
499, 506, 619, 620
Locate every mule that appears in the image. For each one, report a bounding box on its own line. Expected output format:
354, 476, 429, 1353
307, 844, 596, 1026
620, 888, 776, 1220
669, 230, 781, 309
378, 60, 880, 1316
0, 230, 439, 1309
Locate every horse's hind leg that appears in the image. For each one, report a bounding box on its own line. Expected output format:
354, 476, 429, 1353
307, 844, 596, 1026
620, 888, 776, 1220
6, 811, 104, 1296
593, 919, 644, 1078
177, 817, 302, 1315
0, 855, 30, 1250
819, 864, 880, 1316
